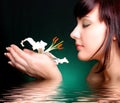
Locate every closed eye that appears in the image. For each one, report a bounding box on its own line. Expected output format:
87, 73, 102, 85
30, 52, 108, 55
82, 23, 91, 28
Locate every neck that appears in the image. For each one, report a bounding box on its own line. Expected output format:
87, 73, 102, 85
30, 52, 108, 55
104, 62, 120, 82
104, 42, 120, 82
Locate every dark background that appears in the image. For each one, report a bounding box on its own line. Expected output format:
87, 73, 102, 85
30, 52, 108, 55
0, 0, 95, 87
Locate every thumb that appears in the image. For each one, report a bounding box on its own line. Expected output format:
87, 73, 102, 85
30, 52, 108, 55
45, 52, 57, 59
23, 49, 35, 55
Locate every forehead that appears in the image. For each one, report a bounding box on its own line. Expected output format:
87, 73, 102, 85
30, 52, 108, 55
81, 5, 100, 21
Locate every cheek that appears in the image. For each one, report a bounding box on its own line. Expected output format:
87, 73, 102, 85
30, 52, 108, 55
78, 27, 106, 60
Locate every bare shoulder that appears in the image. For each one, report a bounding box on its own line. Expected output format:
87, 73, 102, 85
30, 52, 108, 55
86, 63, 104, 85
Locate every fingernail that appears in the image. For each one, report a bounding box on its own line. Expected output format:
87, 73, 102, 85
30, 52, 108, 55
8, 61, 11, 64
10, 44, 14, 47
6, 47, 9, 50
4, 53, 7, 55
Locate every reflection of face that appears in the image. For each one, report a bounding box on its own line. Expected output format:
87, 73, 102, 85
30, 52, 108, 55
70, 6, 107, 61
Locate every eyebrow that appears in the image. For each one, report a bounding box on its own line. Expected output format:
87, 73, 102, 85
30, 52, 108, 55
82, 14, 95, 21
84, 15, 91, 18
77, 15, 92, 21
81, 16, 91, 21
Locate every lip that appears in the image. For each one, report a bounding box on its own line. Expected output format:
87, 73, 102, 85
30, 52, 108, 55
76, 44, 84, 50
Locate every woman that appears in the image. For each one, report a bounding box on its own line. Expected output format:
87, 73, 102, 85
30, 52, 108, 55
71, 0, 120, 85
4, 0, 120, 84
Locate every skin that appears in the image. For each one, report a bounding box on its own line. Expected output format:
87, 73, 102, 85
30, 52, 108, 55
4, 5, 120, 85
5, 45, 62, 81
70, 6, 107, 84
70, 6, 107, 61
70, 5, 120, 84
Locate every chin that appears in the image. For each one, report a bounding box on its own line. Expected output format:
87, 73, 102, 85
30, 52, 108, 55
77, 53, 90, 61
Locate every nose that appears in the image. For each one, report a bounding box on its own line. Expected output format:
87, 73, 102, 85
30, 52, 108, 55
70, 25, 81, 40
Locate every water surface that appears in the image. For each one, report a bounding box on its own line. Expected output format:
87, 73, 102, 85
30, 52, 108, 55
1, 80, 120, 103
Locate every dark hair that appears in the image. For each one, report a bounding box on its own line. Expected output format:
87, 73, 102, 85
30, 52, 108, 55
74, 0, 120, 72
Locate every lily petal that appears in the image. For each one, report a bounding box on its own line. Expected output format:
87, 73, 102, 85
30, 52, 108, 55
54, 57, 69, 64
32, 40, 47, 51
21, 37, 47, 51
21, 37, 36, 47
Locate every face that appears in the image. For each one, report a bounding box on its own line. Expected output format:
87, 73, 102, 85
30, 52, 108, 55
70, 6, 107, 61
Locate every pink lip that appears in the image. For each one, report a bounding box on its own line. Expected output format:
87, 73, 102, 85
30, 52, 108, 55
76, 44, 84, 50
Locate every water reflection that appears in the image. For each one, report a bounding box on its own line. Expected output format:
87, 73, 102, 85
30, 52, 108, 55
0, 80, 61, 103
1, 80, 120, 103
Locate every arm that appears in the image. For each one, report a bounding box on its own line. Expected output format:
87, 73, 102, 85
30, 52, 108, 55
4, 44, 62, 81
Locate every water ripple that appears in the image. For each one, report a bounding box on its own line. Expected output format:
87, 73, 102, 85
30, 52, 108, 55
1, 80, 120, 102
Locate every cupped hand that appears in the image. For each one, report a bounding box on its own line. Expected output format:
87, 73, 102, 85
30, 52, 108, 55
4, 44, 62, 81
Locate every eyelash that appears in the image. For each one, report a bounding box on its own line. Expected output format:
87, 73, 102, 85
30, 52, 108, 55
82, 24, 90, 28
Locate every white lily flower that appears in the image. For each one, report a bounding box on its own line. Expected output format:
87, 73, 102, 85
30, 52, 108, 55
20, 37, 69, 64
54, 57, 69, 64
21, 37, 47, 51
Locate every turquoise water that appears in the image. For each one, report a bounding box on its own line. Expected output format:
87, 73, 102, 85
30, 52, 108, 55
1, 79, 120, 103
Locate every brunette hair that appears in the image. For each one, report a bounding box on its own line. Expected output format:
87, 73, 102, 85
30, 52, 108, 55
74, 0, 120, 72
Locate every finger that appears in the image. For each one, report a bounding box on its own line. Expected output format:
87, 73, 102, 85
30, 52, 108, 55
8, 61, 16, 67
5, 52, 26, 72
8, 61, 38, 78
11, 44, 32, 60
23, 48, 34, 55
42, 53, 57, 65
4, 52, 16, 63
6, 45, 27, 71
8, 61, 27, 74
45, 52, 57, 59
5, 45, 37, 77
